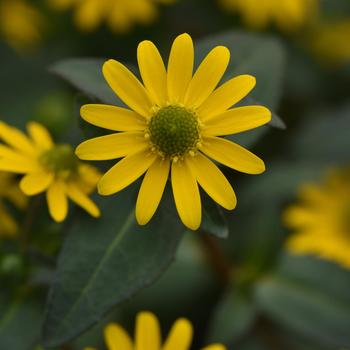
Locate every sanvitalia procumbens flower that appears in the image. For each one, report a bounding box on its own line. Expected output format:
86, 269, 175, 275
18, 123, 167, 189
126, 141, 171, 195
76, 33, 271, 230
0, 121, 100, 222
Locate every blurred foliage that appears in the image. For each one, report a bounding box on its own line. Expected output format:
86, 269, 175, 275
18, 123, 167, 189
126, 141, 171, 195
1, 0, 350, 350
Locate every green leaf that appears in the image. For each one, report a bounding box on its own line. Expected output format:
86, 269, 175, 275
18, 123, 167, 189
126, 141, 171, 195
42, 186, 185, 347
254, 254, 350, 348
50, 58, 118, 105
0, 291, 43, 350
207, 289, 256, 344
195, 31, 286, 128
201, 194, 229, 238
290, 104, 350, 164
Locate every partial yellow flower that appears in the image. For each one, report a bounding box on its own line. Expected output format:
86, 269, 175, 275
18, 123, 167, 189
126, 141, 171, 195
308, 20, 350, 67
48, 0, 175, 33
85, 311, 226, 350
0, 121, 101, 223
0, 172, 27, 237
219, 0, 318, 32
0, 0, 44, 51
284, 168, 350, 269
76, 33, 270, 230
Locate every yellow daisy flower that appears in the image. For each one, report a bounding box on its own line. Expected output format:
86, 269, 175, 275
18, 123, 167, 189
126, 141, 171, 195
85, 311, 226, 350
284, 168, 350, 269
48, 0, 175, 33
0, 121, 101, 223
308, 20, 350, 67
76, 33, 271, 230
219, 0, 318, 32
0, 172, 27, 237
0, 0, 44, 51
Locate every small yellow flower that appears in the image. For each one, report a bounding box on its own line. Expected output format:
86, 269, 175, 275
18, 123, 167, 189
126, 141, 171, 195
76, 33, 270, 230
308, 20, 350, 67
0, 0, 44, 51
219, 0, 318, 32
284, 168, 350, 269
0, 172, 27, 237
85, 311, 226, 350
48, 0, 175, 33
0, 121, 101, 223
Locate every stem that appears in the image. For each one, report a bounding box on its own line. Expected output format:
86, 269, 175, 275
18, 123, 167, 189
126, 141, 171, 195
198, 231, 232, 285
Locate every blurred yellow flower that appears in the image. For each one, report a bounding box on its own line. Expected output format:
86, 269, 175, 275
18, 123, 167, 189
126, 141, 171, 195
0, 0, 44, 51
0, 172, 27, 237
284, 168, 350, 268
76, 33, 270, 230
308, 20, 350, 67
0, 121, 101, 223
220, 0, 318, 32
85, 311, 226, 350
48, 0, 175, 33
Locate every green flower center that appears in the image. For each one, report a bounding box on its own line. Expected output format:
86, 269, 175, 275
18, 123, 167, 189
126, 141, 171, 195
40, 144, 78, 175
148, 105, 200, 158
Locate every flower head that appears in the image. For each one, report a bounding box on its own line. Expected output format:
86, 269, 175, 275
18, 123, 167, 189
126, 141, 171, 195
0, 172, 27, 237
0, 121, 101, 222
284, 168, 350, 269
220, 0, 318, 32
76, 33, 270, 230
0, 0, 44, 51
48, 0, 175, 33
84, 311, 226, 350
308, 20, 350, 67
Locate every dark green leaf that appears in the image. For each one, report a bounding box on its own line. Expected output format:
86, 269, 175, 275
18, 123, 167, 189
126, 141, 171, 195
0, 291, 43, 350
255, 254, 350, 348
43, 186, 184, 347
201, 194, 229, 238
208, 289, 256, 344
49, 59, 118, 105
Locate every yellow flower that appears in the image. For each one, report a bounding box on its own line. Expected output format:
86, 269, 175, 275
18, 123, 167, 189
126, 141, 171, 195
308, 20, 350, 67
0, 172, 27, 237
85, 311, 226, 350
284, 168, 350, 269
0, 121, 101, 223
0, 0, 44, 51
219, 0, 318, 32
76, 33, 270, 230
48, 0, 175, 33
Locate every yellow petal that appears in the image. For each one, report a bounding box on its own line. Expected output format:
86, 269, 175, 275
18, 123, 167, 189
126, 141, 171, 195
135, 312, 161, 350
0, 121, 35, 155
0, 203, 18, 237
171, 160, 201, 230
138, 40, 167, 106
46, 180, 68, 222
98, 150, 157, 196
163, 318, 193, 350
198, 75, 256, 121
184, 46, 230, 108
0, 145, 39, 173
104, 323, 133, 350
136, 157, 170, 225
66, 182, 100, 218
76, 132, 147, 160
200, 136, 265, 174
203, 106, 271, 136
81, 104, 147, 131
167, 33, 194, 103
103, 59, 153, 118
20, 171, 54, 195
187, 154, 236, 210
27, 122, 54, 151
201, 345, 227, 350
